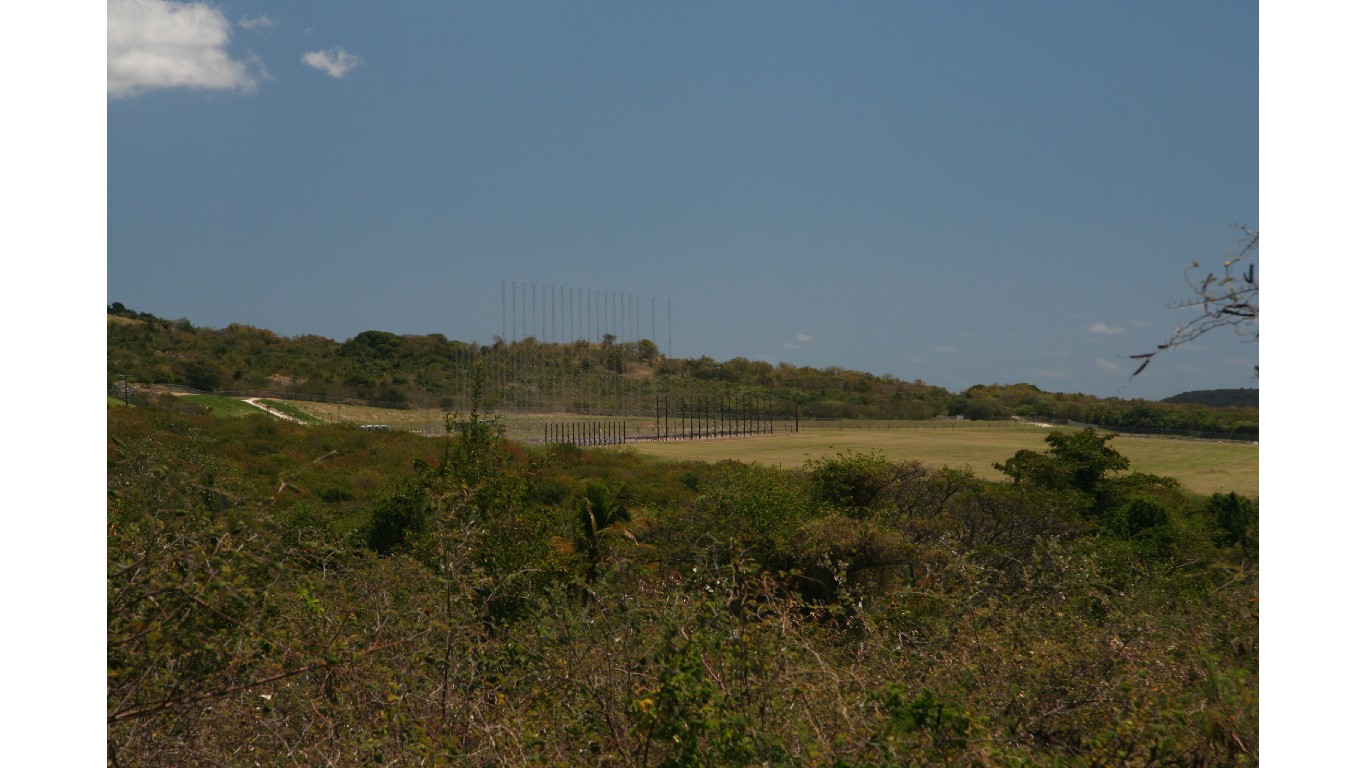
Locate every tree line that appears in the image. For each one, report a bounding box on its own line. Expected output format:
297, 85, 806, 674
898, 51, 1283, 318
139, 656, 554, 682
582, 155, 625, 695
108, 304, 1257, 435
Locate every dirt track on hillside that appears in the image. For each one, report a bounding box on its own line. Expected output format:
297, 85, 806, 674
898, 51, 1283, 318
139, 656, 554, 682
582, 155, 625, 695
243, 398, 308, 424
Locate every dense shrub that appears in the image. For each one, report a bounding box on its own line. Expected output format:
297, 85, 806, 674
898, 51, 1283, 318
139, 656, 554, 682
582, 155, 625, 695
364, 476, 433, 554
1208, 491, 1257, 549
806, 450, 897, 517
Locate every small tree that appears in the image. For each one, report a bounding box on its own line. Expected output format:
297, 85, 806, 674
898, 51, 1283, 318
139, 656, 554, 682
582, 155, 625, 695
1207, 491, 1256, 549
994, 428, 1130, 518
574, 481, 634, 585
995, 428, 1129, 497
638, 338, 659, 362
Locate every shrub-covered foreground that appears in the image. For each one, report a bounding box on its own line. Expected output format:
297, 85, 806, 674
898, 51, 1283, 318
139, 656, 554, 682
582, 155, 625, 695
108, 406, 1256, 766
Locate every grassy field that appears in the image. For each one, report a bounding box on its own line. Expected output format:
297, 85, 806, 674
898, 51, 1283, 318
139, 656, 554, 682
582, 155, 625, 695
251, 400, 1258, 497
180, 394, 268, 418
283, 400, 660, 440
626, 426, 1258, 497
257, 399, 324, 424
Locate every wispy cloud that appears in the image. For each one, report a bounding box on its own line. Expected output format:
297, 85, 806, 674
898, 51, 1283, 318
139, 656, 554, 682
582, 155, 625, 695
796, 334, 814, 343
1094, 358, 1121, 372
108, 0, 257, 98
1029, 368, 1070, 380
782, 342, 801, 350
239, 14, 278, 30
933, 345, 956, 353
302, 46, 363, 78
1087, 322, 1125, 335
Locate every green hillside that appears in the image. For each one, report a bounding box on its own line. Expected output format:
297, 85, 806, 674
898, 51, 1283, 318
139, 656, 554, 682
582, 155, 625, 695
107, 304, 1257, 437
1162, 388, 1259, 408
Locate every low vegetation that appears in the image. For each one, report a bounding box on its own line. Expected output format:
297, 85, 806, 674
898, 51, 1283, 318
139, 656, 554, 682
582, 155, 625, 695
108, 400, 1257, 766
180, 393, 265, 417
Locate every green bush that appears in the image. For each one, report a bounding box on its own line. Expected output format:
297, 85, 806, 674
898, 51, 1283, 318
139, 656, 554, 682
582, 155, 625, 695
1207, 491, 1256, 548
364, 477, 433, 555
806, 450, 896, 518
687, 461, 815, 568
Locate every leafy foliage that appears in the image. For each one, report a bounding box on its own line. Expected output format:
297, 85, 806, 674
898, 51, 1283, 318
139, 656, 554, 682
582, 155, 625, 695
573, 480, 635, 585
1207, 491, 1257, 550
806, 450, 898, 517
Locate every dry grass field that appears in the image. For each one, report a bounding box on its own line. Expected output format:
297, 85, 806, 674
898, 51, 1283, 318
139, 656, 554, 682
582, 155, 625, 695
627, 426, 1258, 497
273, 400, 1258, 497
283, 400, 660, 440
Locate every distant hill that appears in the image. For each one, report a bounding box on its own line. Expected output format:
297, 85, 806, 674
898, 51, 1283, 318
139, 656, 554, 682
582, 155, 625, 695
106, 304, 1256, 435
1161, 388, 1258, 408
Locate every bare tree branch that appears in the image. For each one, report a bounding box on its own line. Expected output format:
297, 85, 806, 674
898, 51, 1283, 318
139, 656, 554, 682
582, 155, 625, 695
1130, 226, 1258, 379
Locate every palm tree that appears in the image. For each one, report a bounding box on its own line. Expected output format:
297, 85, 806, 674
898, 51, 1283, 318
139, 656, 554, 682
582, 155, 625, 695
574, 481, 634, 585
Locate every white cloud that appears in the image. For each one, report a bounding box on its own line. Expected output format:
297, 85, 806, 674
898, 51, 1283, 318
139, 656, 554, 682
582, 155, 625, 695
108, 0, 257, 98
1094, 358, 1121, 372
1088, 322, 1125, 335
239, 14, 278, 30
782, 342, 801, 350
248, 53, 275, 83
796, 334, 815, 343
933, 345, 956, 353
302, 46, 362, 78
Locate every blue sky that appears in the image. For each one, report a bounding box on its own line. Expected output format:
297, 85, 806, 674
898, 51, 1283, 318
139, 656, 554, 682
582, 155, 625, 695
15, 5, 1366, 759
106, 1, 1258, 400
